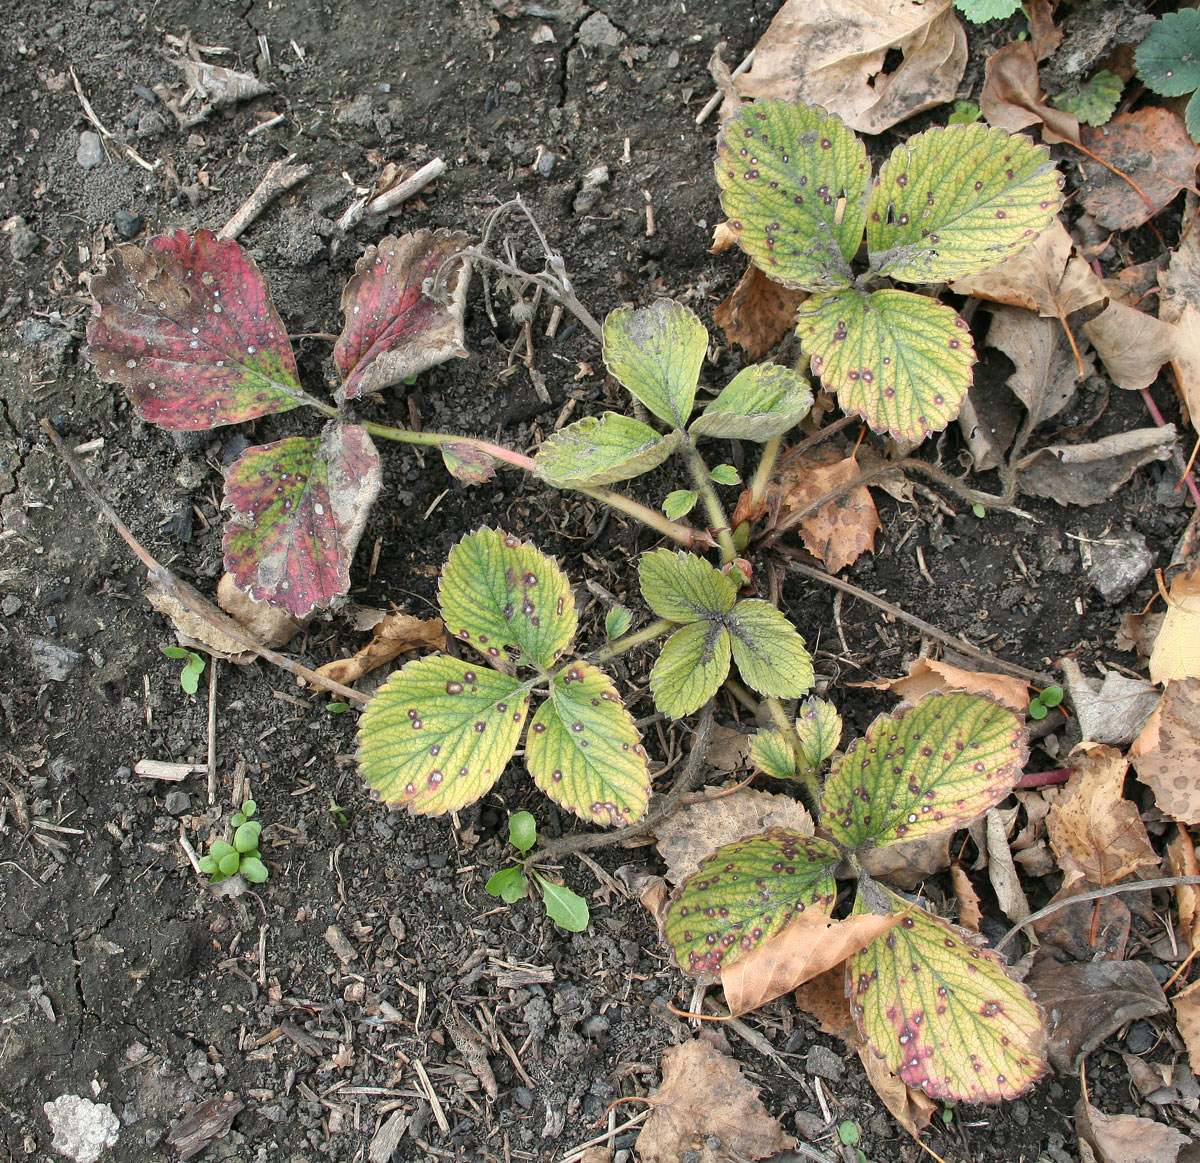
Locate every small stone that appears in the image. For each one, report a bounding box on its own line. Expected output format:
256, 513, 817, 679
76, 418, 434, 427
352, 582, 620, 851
30, 638, 83, 683
114, 210, 143, 240
531, 24, 555, 44
582, 1015, 610, 1039
9, 224, 38, 261
164, 791, 191, 817
513, 1086, 534, 1110
1087, 531, 1153, 603
76, 131, 103, 170
805, 1044, 843, 1081
1, 594, 21, 616
667, 50, 680, 69
1125, 1020, 1155, 1056
577, 12, 623, 54
535, 151, 556, 178
1010, 1099, 1030, 1127
43, 1095, 120, 1163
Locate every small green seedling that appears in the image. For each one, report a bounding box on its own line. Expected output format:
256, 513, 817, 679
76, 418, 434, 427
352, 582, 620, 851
162, 645, 205, 694
198, 800, 268, 884
329, 797, 351, 830
838, 1120, 869, 1163
1137, 9, 1200, 141
947, 100, 982, 126
1027, 683, 1063, 721
971, 502, 987, 519
485, 811, 590, 932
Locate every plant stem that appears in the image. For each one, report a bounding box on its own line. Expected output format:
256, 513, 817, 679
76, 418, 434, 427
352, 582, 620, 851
587, 618, 676, 666
680, 432, 738, 564
575, 486, 703, 548
359, 420, 538, 471
747, 436, 782, 518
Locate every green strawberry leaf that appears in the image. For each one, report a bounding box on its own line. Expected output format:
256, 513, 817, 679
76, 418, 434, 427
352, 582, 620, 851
532, 871, 591, 932
954, 0, 1021, 23
665, 828, 839, 976
651, 621, 731, 720
663, 489, 699, 520
534, 413, 681, 488
690, 364, 814, 442
1050, 71, 1123, 128
726, 599, 814, 700
440, 443, 497, 485
240, 856, 269, 884
508, 810, 537, 854
439, 528, 576, 668
796, 696, 843, 769
605, 605, 633, 640
223, 421, 382, 617
1136, 9, 1200, 98
710, 464, 741, 486
358, 654, 529, 816
334, 229, 471, 400
867, 124, 1062, 284
485, 866, 529, 903
822, 693, 1025, 849
638, 548, 738, 624
947, 101, 982, 126
849, 889, 1046, 1102
86, 229, 311, 430
526, 662, 650, 827
716, 99, 869, 291
798, 287, 975, 441
749, 728, 797, 781
1188, 89, 1200, 144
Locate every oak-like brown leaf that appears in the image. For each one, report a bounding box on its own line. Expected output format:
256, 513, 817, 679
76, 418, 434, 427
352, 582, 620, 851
713, 262, 807, 361
1131, 678, 1200, 824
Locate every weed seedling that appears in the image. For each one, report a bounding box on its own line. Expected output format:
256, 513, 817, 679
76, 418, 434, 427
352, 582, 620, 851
198, 800, 268, 884
329, 797, 351, 830
162, 644, 205, 694
485, 811, 590, 932
1027, 684, 1064, 720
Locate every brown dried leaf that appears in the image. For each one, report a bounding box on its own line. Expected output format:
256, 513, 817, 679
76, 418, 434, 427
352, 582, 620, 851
1131, 678, 1200, 824
313, 611, 445, 687
883, 657, 1031, 712
1016, 426, 1177, 506
950, 864, 982, 931
1083, 300, 1179, 392
857, 1046, 937, 1140
987, 305, 1093, 427
1150, 570, 1200, 685
1075, 1099, 1192, 1163
1159, 225, 1200, 423
1080, 110, 1200, 232
1167, 827, 1200, 949
776, 447, 881, 573
1173, 978, 1200, 1068
858, 829, 952, 890
713, 262, 807, 362
735, 0, 967, 135
1063, 658, 1161, 746
986, 807, 1032, 925
1027, 0, 1063, 61
1032, 877, 1131, 961
721, 911, 902, 1018
980, 41, 1079, 145
1045, 745, 1158, 887
635, 1039, 793, 1163
216, 572, 307, 648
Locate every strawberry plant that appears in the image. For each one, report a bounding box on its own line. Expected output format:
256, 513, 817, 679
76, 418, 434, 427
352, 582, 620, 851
485, 810, 590, 932
664, 691, 1046, 1104
716, 99, 1062, 439
1136, 8, 1200, 142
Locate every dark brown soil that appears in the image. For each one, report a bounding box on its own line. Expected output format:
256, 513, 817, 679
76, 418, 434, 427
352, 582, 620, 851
0, 2, 1190, 1162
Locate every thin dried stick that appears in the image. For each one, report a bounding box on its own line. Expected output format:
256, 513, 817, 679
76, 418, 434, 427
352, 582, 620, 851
219, 155, 313, 241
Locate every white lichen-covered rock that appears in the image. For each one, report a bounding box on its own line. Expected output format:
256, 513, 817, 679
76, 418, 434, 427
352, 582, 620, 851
43, 1095, 120, 1163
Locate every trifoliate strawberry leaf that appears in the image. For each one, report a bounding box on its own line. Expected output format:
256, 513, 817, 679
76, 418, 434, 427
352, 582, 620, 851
710, 464, 741, 486
749, 728, 797, 781
638, 548, 738, 624
334, 229, 471, 400
716, 100, 869, 291
867, 124, 1062, 284
1188, 90, 1200, 143
87, 229, 311, 429
605, 605, 633, 641
849, 889, 1046, 1102
485, 866, 528, 903
799, 287, 975, 441
663, 490, 699, 520
440, 443, 496, 485
358, 654, 528, 815
1050, 71, 1123, 128
665, 828, 839, 976
726, 600, 814, 700
533, 413, 682, 488
222, 421, 382, 617
1136, 9, 1200, 98
954, 0, 1021, 23
822, 693, 1025, 849
532, 872, 591, 932
526, 661, 650, 827
439, 528, 576, 668
602, 299, 707, 427
651, 621, 731, 719
690, 364, 814, 441
796, 697, 843, 769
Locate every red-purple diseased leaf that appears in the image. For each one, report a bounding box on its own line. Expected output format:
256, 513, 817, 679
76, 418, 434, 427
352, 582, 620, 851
335, 229, 472, 400
223, 421, 381, 617
86, 229, 310, 430
441, 442, 497, 484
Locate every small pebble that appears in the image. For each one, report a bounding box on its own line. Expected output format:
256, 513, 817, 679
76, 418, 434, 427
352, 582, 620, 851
805, 1045, 843, 1081
164, 791, 190, 817
513, 1086, 534, 1110
1010, 1099, 1030, 1127
76, 130, 103, 170
114, 210, 143, 240
9, 224, 38, 261
667, 50, 680, 69
1125, 1020, 1155, 1055
536, 151, 556, 178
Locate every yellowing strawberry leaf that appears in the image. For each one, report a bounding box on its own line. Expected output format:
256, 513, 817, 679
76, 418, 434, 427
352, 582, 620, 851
86, 229, 310, 429
726, 600, 814, 700
796, 697, 843, 769
639, 548, 738, 624
690, 364, 814, 442
651, 621, 731, 719
822, 693, 1025, 849
663, 489, 699, 520
749, 728, 797, 781
439, 528, 576, 668
334, 229, 471, 400
603, 300, 707, 427
533, 413, 681, 488
716, 100, 869, 291
526, 661, 650, 827
799, 288, 975, 441
849, 890, 1046, 1102
665, 828, 838, 976
358, 654, 529, 815
867, 124, 1062, 284
222, 421, 381, 617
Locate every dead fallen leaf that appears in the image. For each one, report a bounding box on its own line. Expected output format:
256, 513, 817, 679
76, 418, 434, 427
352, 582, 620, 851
1075, 1099, 1192, 1163
1174, 978, 1200, 1068
1117, 611, 1165, 661
1028, 959, 1169, 1073
178, 59, 270, 110
858, 828, 953, 890
776, 446, 881, 573
1027, 0, 1063, 61
635, 1039, 793, 1163
980, 40, 1079, 144
713, 262, 807, 362
313, 611, 445, 687
1063, 658, 1162, 746
1131, 678, 1200, 824
1168, 826, 1200, 949
1045, 746, 1158, 887
704, 724, 754, 773
1083, 300, 1179, 391
216, 572, 307, 648
655, 789, 813, 886
879, 656, 1031, 712
957, 369, 1025, 472
988, 304, 1093, 428
721, 910, 902, 1017
1159, 225, 1200, 423
735, 0, 967, 134
1079, 109, 1200, 231
1150, 570, 1200, 685
710, 221, 737, 253
1016, 425, 1177, 506
950, 863, 982, 931
986, 807, 1032, 925
145, 581, 252, 663
857, 1046, 938, 1139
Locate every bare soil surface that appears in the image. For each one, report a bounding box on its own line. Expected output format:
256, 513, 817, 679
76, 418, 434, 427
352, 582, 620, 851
0, 2, 1191, 1162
